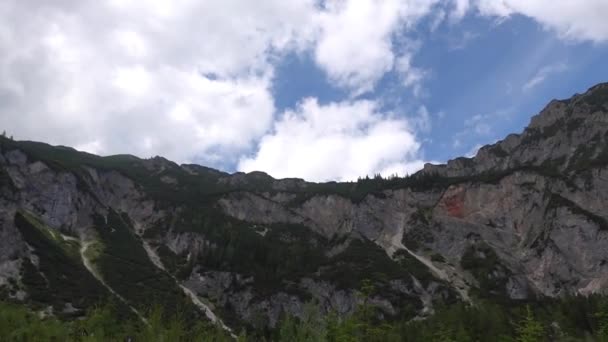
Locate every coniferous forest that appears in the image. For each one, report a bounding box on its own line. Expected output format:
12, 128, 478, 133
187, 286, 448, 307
3, 292, 608, 341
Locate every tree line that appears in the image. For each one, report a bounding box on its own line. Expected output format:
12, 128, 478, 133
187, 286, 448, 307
3, 288, 608, 341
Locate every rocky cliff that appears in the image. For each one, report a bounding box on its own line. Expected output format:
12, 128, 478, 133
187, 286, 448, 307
1, 82, 607, 330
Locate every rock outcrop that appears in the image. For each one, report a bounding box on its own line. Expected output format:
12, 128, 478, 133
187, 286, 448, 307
1, 83, 608, 328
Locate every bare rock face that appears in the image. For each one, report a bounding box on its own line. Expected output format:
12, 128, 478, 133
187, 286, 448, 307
212, 83, 608, 303
1, 82, 608, 328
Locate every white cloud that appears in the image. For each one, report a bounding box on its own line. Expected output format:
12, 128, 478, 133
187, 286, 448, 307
473, 0, 608, 42
0, 0, 317, 164
238, 98, 425, 181
0, 0, 440, 170
395, 53, 428, 96
313, 0, 438, 95
449, 0, 471, 21
13, 0, 604, 181
522, 63, 568, 91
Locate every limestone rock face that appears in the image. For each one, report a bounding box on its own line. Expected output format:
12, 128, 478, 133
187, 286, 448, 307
1, 83, 608, 327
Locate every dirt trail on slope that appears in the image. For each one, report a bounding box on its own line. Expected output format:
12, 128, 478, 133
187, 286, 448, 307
62, 234, 148, 324
389, 231, 471, 303
140, 239, 235, 336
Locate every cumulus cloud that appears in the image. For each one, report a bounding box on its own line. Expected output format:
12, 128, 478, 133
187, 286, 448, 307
238, 98, 425, 182
9, 0, 604, 181
0, 0, 439, 170
313, 0, 438, 95
471, 0, 608, 42
0, 0, 317, 164
449, 0, 471, 21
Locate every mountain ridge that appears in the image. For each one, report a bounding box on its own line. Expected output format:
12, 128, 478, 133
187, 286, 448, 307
1, 82, 608, 331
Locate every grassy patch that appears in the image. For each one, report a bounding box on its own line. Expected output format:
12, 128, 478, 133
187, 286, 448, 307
91, 210, 199, 319
18, 211, 80, 259
14, 212, 108, 313
82, 240, 104, 265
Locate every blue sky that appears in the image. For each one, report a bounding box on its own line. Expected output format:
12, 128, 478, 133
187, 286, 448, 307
1, 0, 607, 181
273, 12, 608, 165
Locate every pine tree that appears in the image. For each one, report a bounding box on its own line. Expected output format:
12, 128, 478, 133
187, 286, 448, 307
278, 303, 327, 342
433, 324, 456, 342
515, 305, 545, 342
595, 300, 608, 342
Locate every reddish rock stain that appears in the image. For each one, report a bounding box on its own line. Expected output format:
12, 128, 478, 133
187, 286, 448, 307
443, 189, 466, 218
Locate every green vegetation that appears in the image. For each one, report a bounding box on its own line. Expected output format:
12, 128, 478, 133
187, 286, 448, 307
2, 89, 608, 341
402, 208, 435, 251
5, 293, 608, 341
319, 239, 454, 317
0, 135, 533, 206
18, 211, 81, 258
201, 220, 327, 296
14, 212, 109, 314
0, 136, 227, 204
515, 305, 545, 342
82, 241, 104, 267
0, 301, 235, 341
393, 250, 436, 289
168, 205, 430, 313
7, 206, 452, 336
91, 210, 199, 318
323, 239, 408, 290
165, 203, 329, 295
0, 135, 452, 205
0, 134, 590, 209
583, 84, 608, 113
461, 243, 510, 298
271, 294, 608, 341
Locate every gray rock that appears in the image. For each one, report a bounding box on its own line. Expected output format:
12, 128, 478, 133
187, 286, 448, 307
2, 82, 608, 327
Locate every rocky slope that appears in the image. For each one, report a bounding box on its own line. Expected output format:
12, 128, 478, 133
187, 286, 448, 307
0, 83, 607, 330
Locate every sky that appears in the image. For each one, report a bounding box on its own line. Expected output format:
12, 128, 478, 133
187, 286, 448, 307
0, 0, 607, 182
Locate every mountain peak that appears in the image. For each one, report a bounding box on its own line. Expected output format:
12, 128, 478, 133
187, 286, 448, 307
2, 83, 608, 332
423, 82, 608, 179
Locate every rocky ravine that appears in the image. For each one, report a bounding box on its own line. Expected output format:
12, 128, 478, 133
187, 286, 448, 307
0, 83, 608, 329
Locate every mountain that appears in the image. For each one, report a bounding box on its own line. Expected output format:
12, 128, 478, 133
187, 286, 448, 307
1, 82, 608, 333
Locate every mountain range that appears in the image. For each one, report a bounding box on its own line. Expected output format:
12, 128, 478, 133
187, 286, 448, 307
1, 82, 608, 334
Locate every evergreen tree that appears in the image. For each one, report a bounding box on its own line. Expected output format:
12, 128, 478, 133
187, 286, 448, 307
433, 324, 456, 342
278, 303, 328, 342
515, 305, 545, 342
595, 300, 608, 342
